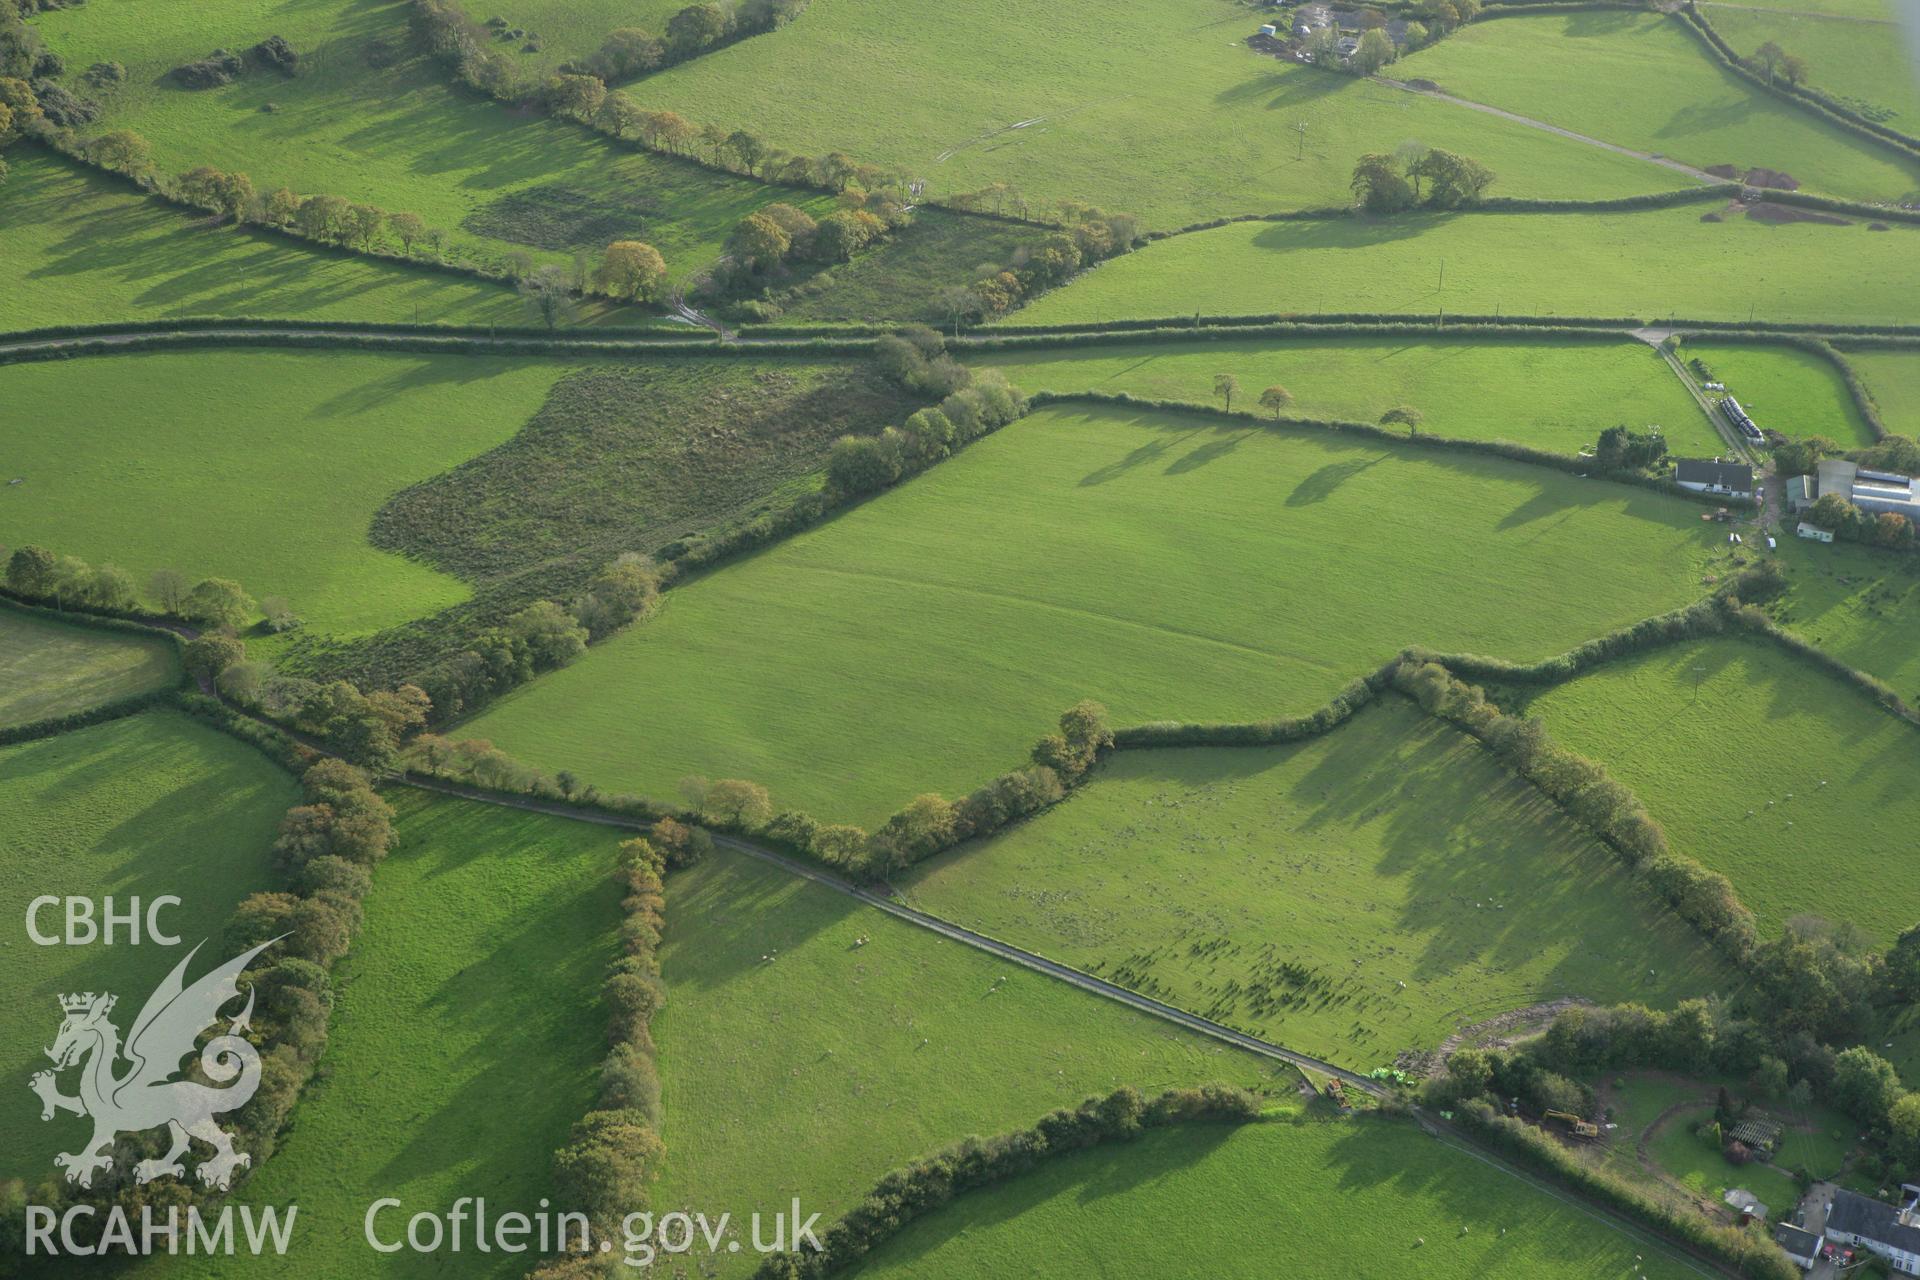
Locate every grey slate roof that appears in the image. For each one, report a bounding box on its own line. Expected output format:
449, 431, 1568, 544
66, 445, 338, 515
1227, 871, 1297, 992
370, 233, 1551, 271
1675, 459, 1755, 491
1825, 1189, 1920, 1254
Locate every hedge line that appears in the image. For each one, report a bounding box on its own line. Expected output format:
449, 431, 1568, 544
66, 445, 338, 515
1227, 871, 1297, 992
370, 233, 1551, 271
171, 690, 317, 774
1680, 2, 1920, 161
1678, 330, 1889, 439
0, 688, 180, 746
24, 750, 385, 1250
28, 138, 525, 293
1026, 390, 1755, 507
0, 330, 875, 368
1113, 665, 1396, 748
753, 1085, 1266, 1279
0, 315, 692, 343
1450, 1101, 1799, 1279
530, 833, 691, 1272
0, 585, 195, 640
1754, 187, 1920, 227
1724, 603, 1920, 728
1142, 183, 1737, 241
1393, 658, 1762, 959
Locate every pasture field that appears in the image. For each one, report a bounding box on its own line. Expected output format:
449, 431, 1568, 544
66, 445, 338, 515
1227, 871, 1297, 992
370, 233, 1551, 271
899, 700, 1728, 1068
1527, 635, 1920, 942
1849, 348, 1920, 436
423, 0, 689, 74
161, 790, 624, 1280
0, 608, 180, 728
651, 846, 1281, 1275
632, 0, 1693, 229
1765, 535, 1920, 704
30, 0, 841, 280
0, 349, 573, 641
1702, 3, 1920, 128
844, 1113, 1701, 1280
1396, 10, 1920, 202
464, 402, 1723, 827
0, 710, 297, 1181
980, 335, 1719, 455
0, 151, 527, 329
1676, 338, 1877, 445
1012, 204, 1920, 326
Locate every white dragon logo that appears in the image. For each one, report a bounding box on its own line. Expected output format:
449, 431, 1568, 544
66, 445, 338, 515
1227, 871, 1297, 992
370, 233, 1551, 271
29, 938, 277, 1191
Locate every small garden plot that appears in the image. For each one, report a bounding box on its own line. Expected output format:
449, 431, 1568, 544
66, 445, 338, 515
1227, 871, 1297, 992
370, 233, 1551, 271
651, 847, 1279, 1274
465, 402, 1721, 826
1528, 634, 1920, 942
842, 1113, 1702, 1280
982, 335, 1719, 456
0, 711, 297, 1180
1011, 206, 1920, 328
0, 152, 529, 331
1676, 339, 1876, 445
0, 608, 179, 728
162, 791, 625, 1280
1395, 10, 1919, 202
899, 700, 1730, 1069
0, 349, 573, 641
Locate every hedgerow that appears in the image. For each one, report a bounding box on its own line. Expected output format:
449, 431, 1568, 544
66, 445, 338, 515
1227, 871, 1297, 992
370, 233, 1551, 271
24, 752, 388, 1251
752, 1085, 1265, 1279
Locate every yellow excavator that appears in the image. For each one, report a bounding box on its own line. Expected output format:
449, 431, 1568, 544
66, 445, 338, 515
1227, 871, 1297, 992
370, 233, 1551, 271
1544, 1110, 1600, 1139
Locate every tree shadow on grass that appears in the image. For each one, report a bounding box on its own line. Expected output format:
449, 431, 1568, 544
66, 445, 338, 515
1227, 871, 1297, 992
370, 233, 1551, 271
1284, 454, 1385, 505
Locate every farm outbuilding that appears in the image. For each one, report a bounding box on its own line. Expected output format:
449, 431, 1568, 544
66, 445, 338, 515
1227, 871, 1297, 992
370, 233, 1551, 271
1772, 1221, 1821, 1269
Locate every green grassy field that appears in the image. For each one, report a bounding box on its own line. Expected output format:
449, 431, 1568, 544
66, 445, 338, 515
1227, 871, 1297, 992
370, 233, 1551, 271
843, 1113, 1700, 1280
652, 846, 1282, 1275
900, 700, 1728, 1068
1013, 204, 1920, 326
160, 789, 624, 1280
631, 0, 1694, 229
0, 710, 297, 1181
0, 608, 180, 727
1676, 338, 1876, 445
30, 0, 841, 280
980, 335, 1720, 455
464, 402, 1724, 827
1397, 10, 1920, 202
1765, 535, 1920, 707
1849, 348, 1920, 436
433, 0, 689, 75
1703, 3, 1920, 129
0, 151, 529, 329
1528, 634, 1920, 942
0, 349, 573, 640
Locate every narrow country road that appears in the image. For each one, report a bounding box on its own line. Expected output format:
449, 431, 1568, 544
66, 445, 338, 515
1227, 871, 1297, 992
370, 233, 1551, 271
1373, 76, 1722, 184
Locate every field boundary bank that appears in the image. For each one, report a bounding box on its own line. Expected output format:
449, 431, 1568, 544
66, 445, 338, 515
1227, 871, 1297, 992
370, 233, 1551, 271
1676, 1, 1920, 162
8, 319, 1920, 368
373, 775, 1751, 1279
0, 596, 191, 744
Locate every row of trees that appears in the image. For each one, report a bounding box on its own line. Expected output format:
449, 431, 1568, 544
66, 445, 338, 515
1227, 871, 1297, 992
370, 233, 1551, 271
826, 335, 1027, 499
73, 128, 459, 262
409, 553, 660, 721
753, 701, 1111, 880
1395, 658, 1760, 953
11, 754, 392, 1247
754, 1085, 1263, 1279
5, 543, 262, 628
532, 830, 704, 1268
1350, 145, 1496, 213
567, 0, 808, 85
936, 205, 1142, 330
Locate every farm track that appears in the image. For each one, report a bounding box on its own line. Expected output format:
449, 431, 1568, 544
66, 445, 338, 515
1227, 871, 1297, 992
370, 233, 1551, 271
1373, 75, 1724, 183
352, 775, 1752, 1278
